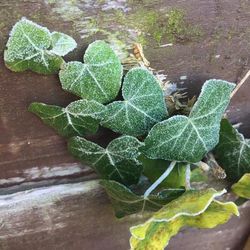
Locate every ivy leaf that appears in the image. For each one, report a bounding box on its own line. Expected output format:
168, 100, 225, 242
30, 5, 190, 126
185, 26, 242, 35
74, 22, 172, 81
100, 68, 167, 136
215, 119, 250, 181
130, 189, 239, 250
143, 80, 235, 163
4, 18, 76, 74
191, 168, 208, 183
59, 40, 122, 104
29, 100, 104, 137
50, 31, 77, 56
68, 136, 144, 185
232, 173, 250, 199
100, 180, 185, 218
139, 155, 186, 188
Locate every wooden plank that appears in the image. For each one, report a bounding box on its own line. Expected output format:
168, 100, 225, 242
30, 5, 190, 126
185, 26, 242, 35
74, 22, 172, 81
0, 1, 249, 249
0, 0, 250, 186
244, 235, 250, 250
0, 180, 249, 250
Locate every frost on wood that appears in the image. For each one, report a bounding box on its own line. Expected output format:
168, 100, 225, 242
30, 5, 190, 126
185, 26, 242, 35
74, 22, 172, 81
101, 180, 184, 218
29, 100, 105, 137
130, 189, 239, 250
59, 40, 123, 104
100, 68, 168, 136
68, 136, 144, 185
4, 18, 76, 74
143, 80, 235, 163
215, 119, 250, 181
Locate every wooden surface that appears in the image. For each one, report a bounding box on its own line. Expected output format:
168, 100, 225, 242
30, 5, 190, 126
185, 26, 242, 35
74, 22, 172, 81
0, 181, 249, 250
244, 235, 250, 250
0, 0, 250, 249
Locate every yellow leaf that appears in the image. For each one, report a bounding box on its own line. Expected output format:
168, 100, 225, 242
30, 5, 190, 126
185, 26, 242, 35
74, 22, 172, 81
232, 173, 250, 199
130, 189, 239, 250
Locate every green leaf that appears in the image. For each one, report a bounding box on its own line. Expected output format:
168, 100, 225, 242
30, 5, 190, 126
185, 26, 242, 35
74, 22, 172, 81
29, 100, 104, 137
100, 68, 167, 136
100, 180, 185, 218
50, 31, 77, 56
68, 136, 143, 185
232, 173, 250, 199
215, 118, 250, 181
59, 40, 122, 103
130, 189, 239, 250
4, 18, 76, 74
143, 79, 235, 163
191, 168, 208, 182
139, 155, 186, 188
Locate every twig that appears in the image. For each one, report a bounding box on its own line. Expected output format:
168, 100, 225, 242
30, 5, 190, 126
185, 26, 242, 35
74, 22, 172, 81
230, 69, 250, 99
193, 161, 210, 172
206, 153, 226, 179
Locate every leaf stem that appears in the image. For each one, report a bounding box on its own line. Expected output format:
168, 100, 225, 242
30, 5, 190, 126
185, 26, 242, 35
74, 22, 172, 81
230, 69, 250, 99
144, 161, 176, 198
193, 161, 210, 171
206, 152, 226, 179
185, 164, 191, 190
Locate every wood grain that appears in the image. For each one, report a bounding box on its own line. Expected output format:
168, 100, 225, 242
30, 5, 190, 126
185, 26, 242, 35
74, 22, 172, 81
0, 181, 249, 250
0, 1, 250, 249
244, 235, 250, 250
0, 0, 250, 187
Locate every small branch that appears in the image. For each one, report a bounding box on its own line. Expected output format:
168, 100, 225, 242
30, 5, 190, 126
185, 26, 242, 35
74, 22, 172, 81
206, 153, 226, 179
185, 164, 191, 190
144, 161, 176, 198
230, 69, 250, 99
193, 161, 210, 172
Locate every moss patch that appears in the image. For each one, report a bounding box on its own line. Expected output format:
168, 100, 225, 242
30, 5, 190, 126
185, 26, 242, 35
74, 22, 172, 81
118, 7, 203, 45
165, 9, 202, 43
45, 1, 203, 58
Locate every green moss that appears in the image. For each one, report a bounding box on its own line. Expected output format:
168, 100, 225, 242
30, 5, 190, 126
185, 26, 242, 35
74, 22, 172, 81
45, 1, 202, 58
165, 9, 202, 43
118, 7, 203, 45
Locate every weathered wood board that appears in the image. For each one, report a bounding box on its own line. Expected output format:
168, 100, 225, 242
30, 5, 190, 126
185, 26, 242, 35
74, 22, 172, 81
0, 0, 250, 187
0, 0, 250, 249
0, 181, 250, 250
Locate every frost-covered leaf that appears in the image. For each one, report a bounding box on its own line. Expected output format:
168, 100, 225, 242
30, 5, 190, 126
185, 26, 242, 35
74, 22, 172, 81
139, 156, 186, 188
143, 80, 235, 163
215, 119, 250, 181
29, 100, 104, 137
59, 40, 122, 103
4, 18, 76, 74
100, 68, 167, 136
68, 136, 143, 185
101, 180, 185, 218
130, 189, 239, 250
232, 173, 250, 199
50, 31, 77, 56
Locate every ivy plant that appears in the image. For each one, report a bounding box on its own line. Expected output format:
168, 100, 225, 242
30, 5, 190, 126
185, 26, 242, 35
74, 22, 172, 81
232, 174, 250, 199
215, 118, 250, 181
59, 40, 123, 103
4, 18, 76, 74
5, 18, 250, 250
130, 189, 239, 250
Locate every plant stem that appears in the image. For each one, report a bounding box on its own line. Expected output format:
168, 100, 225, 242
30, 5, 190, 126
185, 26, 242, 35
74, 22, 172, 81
206, 152, 226, 179
185, 164, 191, 190
193, 161, 210, 171
144, 161, 176, 198
230, 69, 250, 99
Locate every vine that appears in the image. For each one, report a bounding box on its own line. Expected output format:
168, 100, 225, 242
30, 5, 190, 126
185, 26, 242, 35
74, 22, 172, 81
4, 18, 250, 250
